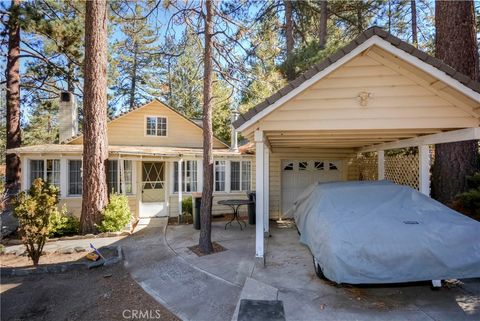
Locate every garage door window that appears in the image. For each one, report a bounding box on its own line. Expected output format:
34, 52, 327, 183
314, 161, 324, 170
299, 162, 308, 170
329, 162, 338, 170
284, 162, 294, 171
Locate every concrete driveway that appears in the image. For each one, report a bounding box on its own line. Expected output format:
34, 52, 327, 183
124, 219, 480, 321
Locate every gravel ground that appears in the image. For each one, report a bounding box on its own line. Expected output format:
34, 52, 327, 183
1, 264, 180, 321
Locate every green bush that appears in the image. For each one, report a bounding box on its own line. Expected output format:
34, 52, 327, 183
97, 194, 132, 232
49, 205, 79, 237
182, 196, 193, 215
456, 172, 480, 216
14, 178, 59, 265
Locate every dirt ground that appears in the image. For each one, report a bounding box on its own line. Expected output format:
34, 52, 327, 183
1, 264, 180, 321
1, 252, 88, 268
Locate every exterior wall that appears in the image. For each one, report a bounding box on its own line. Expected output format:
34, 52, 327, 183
268, 148, 358, 219
69, 100, 227, 148
245, 46, 479, 133
20, 153, 255, 220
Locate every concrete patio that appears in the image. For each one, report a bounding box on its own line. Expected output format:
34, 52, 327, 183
163, 220, 480, 321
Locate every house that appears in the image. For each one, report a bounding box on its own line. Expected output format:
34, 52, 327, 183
233, 27, 480, 262
8, 98, 255, 222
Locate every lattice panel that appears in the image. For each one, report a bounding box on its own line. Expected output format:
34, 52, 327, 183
384, 153, 419, 189
357, 153, 378, 181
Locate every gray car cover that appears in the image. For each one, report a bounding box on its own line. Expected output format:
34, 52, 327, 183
293, 180, 480, 284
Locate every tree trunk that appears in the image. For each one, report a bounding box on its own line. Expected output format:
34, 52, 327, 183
6, 0, 21, 195
318, 0, 328, 49
284, 0, 295, 81
129, 41, 138, 111
411, 0, 418, 47
431, 0, 479, 205
80, 0, 109, 234
198, 0, 214, 254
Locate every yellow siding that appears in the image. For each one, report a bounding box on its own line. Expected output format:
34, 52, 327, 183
59, 195, 139, 219
251, 46, 479, 133
70, 100, 227, 149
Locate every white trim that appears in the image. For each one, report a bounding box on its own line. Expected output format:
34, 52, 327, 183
418, 145, 431, 196
359, 127, 480, 152
237, 35, 480, 133
178, 158, 183, 215
255, 130, 265, 259
373, 37, 480, 103
144, 115, 168, 137
377, 150, 385, 180
263, 145, 270, 233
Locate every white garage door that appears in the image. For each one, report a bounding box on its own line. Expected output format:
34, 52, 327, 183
281, 160, 343, 216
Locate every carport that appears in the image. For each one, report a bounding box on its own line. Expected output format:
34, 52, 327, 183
233, 27, 480, 262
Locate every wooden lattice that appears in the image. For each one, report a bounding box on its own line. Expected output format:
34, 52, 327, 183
384, 153, 419, 189
357, 150, 422, 190
357, 153, 378, 181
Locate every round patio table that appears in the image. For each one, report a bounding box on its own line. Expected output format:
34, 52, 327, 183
218, 199, 253, 230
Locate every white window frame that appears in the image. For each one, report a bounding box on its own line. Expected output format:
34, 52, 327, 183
230, 160, 252, 192
67, 159, 83, 196
145, 115, 168, 137
172, 160, 198, 193
214, 160, 227, 193
107, 160, 134, 195
28, 158, 61, 188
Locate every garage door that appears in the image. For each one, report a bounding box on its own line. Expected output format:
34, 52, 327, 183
281, 160, 342, 215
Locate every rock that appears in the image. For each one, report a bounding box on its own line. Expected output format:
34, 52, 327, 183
84, 234, 95, 238
15, 249, 26, 256
74, 246, 86, 253
59, 248, 74, 254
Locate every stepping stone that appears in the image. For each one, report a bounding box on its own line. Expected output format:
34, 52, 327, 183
238, 299, 285, 321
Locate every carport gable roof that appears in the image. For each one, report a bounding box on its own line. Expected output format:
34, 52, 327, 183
233, 26, 480, 132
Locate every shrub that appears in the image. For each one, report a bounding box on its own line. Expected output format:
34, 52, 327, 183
455, 172, 480, 218
49, 206, 80, 237
14, 178, 59, 265
97, 194, 132, 232
182, 197, 193, 215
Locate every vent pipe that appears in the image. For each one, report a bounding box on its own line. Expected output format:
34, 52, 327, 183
230, 110, 239, 151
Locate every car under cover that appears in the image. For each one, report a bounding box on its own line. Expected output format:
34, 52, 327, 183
291, 180, 480, 284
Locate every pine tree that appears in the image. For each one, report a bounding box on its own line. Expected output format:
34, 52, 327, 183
80, 0, 109, 234
431, 0, 479, 205
110, 1, 164, 113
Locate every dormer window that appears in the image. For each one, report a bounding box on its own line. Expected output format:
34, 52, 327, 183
146, 116, 167, 136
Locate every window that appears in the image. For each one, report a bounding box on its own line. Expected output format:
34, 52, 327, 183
68, 160, 82, 195
314, 161, 324, 170
174, 160, 198, 193
231, 161, 251, 191
299, 161, 308, 171
283, 162, 293, 171
146, 116, 167, 136
107, 160, 133, 194
214, 160, 226, 192
29, 159, 60, 188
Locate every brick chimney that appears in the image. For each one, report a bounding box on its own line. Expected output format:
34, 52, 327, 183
59, 91, 78, 142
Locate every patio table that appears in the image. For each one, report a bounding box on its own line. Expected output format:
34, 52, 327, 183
218, 199, 253, 230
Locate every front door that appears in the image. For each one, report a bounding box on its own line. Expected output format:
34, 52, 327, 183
140, 162, 166, 217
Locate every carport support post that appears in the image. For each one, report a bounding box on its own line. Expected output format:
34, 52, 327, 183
254, 130, 265, 263
418, 145, 430, 196
178, 158, 183, 216
263, 144, 270, 235
377, 150, 385, 180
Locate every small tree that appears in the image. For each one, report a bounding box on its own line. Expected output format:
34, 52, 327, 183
14, 178, 59, 265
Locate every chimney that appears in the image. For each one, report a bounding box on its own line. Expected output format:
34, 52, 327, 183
230, 110, 239, 151
59, 91, 78, 142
